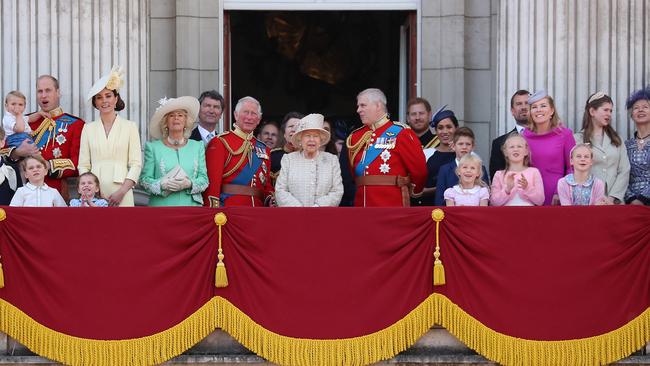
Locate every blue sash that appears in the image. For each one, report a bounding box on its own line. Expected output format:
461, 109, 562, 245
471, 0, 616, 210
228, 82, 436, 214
354, 124, 402, 177
220, 140, 265, 202
33, 114, 78, 150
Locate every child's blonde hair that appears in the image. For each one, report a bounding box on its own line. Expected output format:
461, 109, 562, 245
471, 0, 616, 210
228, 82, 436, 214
456, 154, 487, 187
501, 132, 531, 171
570, 143, 593, 159
5, 90, 26, 104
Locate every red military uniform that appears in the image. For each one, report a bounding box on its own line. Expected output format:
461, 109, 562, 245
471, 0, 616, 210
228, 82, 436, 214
29, 107, 84, 194
347, 115, 427, 207
203, 127, 273, 207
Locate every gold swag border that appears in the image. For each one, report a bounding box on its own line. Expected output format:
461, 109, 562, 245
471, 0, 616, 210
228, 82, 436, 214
1, 295, 648, 366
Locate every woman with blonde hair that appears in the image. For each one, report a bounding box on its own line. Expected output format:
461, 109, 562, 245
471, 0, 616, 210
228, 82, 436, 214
140, 96, 208, 206
522, 90, 576, 205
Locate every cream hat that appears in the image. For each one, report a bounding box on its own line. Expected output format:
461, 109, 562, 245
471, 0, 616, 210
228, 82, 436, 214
86, 65, 124, 101
292, 113, 331, 147
149, 96, 200, 139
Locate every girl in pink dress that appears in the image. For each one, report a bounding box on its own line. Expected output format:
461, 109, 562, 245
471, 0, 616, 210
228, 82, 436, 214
444, 154, 489, 206
490, 133, 545, 206
557, 144, 608, 206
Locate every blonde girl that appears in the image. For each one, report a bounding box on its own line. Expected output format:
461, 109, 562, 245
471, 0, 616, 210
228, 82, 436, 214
557, 144, 607, 205
443, 154, 489, 206
490, 133, 545, 206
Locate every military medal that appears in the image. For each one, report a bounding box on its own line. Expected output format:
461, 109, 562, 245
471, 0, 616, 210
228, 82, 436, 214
255, 146, 268, 159
259, 171, 266, 185
52, 147, 62, 158
55, 134, 67, 145
379, 149, 391, 174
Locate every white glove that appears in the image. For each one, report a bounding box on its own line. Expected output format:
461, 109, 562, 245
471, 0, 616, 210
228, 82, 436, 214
161, 178, 182, 192
177, 177, 192, 190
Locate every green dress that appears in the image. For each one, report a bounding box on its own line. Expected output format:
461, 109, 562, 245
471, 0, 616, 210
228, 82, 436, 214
140, 139, 208, 206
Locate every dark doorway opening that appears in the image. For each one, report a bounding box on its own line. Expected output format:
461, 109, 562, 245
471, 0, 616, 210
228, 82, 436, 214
228, 10, 412, 133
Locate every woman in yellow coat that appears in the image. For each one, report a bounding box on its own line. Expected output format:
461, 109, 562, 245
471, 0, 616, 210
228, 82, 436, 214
78, 66, 142, 206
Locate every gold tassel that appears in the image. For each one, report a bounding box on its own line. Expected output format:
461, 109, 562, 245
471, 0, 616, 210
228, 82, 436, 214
433, 260, 445, 286
214, 212, 228, 288
215, 251, 228, 288
431, 209, 446, 286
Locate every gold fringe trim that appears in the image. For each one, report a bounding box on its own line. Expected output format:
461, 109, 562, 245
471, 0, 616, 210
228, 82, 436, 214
0, 295, 648, 366
0, 298, 218, 366
215, 295, 650, 366
432, 294, 650, 366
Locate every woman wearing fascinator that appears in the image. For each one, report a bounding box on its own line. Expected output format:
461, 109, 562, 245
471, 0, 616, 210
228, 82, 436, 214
78, 66, 142, 206
139, 96, 208, 206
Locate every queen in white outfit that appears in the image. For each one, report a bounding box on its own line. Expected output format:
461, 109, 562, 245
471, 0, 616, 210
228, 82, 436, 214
275, 113, 343, 207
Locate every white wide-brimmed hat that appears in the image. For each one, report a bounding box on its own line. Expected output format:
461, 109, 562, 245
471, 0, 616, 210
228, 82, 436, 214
292, 113, 330, 147
149, 96, 200, 139
86, 65, 125, 101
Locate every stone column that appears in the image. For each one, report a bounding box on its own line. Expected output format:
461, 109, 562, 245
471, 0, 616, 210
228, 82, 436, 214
149, 0, 221, 130
497, 0, 650, 138
420, 0, 499, 160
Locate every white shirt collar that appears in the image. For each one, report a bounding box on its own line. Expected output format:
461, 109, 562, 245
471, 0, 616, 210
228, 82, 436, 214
515, 124, 525, 133
25, 182, 49, 191
197, 124, 217, 144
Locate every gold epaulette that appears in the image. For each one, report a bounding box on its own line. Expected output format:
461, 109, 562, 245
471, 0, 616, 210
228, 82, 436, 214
0, 147, 11, 158
345, 126, 366, 149
423, 136, 441, 149
270, 147, 283, 153
393, 121, 410, 129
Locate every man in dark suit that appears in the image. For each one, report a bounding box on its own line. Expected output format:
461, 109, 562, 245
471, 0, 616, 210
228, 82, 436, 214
190, 90, 224, 145
489, 90, 530, 179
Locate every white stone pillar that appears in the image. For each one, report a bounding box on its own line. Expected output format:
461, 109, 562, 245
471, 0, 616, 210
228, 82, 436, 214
149, 0, 221, 132
497, 0, 650, 138
0, 0, 149, 139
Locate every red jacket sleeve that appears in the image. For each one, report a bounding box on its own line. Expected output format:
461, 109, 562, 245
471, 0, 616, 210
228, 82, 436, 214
203, 137, 227, 207
399, 128, 427, 193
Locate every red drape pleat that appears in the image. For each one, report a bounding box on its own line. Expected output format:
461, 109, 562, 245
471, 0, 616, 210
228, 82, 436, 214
0, 207, 218, 339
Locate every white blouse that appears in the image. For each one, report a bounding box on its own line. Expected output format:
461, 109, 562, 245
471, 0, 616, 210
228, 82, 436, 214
275, 151, 343, 207
10, 183, 67, 207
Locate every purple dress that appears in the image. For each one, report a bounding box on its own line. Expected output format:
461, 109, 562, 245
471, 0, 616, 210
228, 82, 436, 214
523, 127, 576, 205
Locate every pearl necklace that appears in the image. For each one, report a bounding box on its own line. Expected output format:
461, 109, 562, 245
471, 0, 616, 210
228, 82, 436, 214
167, 136, 185, 146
